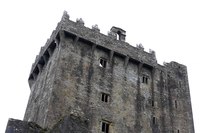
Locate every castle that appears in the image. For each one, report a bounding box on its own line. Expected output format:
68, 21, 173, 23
5, 11, 194, 133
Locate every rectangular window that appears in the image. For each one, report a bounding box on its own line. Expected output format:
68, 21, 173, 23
152, 100, 154, 107
142, 75, 149, 84
153, 117, 156, 124
175, 100, 178, 109
101, 93, 109, 103
102, 121, 109, 133
99, 58, 107, 68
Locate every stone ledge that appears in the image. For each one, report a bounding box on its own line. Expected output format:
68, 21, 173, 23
5, 118, 46, 133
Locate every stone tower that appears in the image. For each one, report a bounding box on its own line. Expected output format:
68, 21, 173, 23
6, 11, 194, 133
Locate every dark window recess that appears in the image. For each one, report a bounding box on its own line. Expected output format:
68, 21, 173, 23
33, 66, 40, 75
153, 117, 156, 124
152, 100, 154, 107
99, 58, 107, 68
142, 75, 149, 84
49, 41, 56, 52
175, 100, 178, 109
177, 129, 180, 133
43, 51, 50, 63
102, 122, 109, 133
102, 93, 109, 103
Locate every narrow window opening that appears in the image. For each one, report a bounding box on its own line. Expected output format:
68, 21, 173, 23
145, 77, 148, 84
116, 34, 120, 40
177, 129, 180, 133
153, 117, 156, 124
99, 58, 107, 68
101, 93, 109, 103
102, 122, 109, 133
142, 75, 149, 84
117, 31, 121, 40
175, 100, 178, 109
142, 76, 145, 83
152, 100, 154, 107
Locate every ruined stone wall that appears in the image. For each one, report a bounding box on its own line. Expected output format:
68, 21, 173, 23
23, 11, 194, 133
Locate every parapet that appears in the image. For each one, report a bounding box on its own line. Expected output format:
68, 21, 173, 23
163, 61, 188, 77
57, 11, 157, 65
28, 11, 158, 87
110, 26, 126, 41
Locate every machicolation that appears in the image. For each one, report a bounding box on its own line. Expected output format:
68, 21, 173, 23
5, 11, 194, 133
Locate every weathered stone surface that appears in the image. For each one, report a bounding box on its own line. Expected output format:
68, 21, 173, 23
5, 118, 46, 133
6, 115, 89, 133
49, 115, 89, 133
6, 11, 194, 133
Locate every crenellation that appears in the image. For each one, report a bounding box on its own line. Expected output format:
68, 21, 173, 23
50, 14, 157, 67
149, 49, 156, 58
92, 24, 100, 32
28, 39, 58, 87
76, 18, 85, 26
136, 43, 144, 51
110, 26, 126, 41
6, 11, 194, 133
61, 11, 70, 23
107, 31, 117, 39
30, 28, 61, 75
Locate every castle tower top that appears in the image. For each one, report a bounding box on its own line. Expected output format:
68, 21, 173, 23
110, 26, 126, 41
4, 11, 193, 133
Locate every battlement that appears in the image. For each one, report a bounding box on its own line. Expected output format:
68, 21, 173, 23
21, 11, 194, 133
29, 11, 191, 88
58, 11, 157, 63
28, 11, 159, 87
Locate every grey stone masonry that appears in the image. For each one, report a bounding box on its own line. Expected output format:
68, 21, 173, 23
7, 11, 195, 133
5, 118, 46, 133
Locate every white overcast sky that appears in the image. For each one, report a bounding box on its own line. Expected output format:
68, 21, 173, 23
0, 0, 199, 132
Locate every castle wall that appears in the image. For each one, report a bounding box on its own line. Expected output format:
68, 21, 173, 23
23, 12, 194, 133
24, 40, 59, 128
164, 63, 195, 133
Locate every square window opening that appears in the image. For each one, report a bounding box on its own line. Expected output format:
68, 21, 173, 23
99, 58, 107, 68
101, 93, 109, 103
